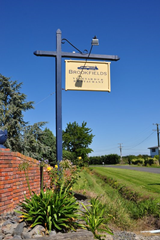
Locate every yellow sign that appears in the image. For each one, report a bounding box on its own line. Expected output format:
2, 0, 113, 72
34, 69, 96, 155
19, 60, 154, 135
65, 60, 111, 92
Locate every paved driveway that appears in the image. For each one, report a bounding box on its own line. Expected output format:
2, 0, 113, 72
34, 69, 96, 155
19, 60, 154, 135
103, 165, 160, 174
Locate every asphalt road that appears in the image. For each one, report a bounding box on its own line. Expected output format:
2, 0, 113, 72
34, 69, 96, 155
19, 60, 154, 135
103, 165, 160, 174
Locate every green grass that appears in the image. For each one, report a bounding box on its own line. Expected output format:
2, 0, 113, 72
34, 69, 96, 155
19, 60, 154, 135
73, 167, 160, 231
90, 166, 160, 199
74, 170, 136, 230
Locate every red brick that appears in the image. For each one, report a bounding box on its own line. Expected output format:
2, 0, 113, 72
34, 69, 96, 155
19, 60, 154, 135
0, 156, 12, 160
0, 151, 51, 215
0, 172, 13, 176
0, 159, 10, 163
1, 191, 13, 197
0, 202, 5, 208
0, 205, 8, 211
1, 196, 12, 201
0, 188, 13, 193
4, 200, 14, 205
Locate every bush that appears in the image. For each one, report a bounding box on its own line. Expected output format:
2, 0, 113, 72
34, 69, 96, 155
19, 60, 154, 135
144, 158, 159, 166
127, 155, 137, 165
131, 158, 144, 165
154, 155, 159, 160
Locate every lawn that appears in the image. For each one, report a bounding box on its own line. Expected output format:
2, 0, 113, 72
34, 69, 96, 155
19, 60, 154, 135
90, 166, 160, 199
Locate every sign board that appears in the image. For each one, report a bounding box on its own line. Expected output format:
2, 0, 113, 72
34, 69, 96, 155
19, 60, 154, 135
65, 60, 111, 92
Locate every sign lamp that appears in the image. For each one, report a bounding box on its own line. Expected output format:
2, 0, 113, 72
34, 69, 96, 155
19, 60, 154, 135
91, 36, 99, 46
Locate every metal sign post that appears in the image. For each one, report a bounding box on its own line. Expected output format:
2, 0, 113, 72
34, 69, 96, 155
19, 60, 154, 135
34, 29, 120, 166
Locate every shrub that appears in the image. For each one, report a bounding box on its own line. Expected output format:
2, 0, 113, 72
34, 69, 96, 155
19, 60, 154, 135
47, 159, 80, 193
154, 155, 159, 160
131, 158, 144, 165
144, 158, 159, 166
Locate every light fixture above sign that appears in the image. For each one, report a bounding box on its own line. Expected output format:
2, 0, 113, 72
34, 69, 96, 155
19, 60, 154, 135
91, 36, 99, 46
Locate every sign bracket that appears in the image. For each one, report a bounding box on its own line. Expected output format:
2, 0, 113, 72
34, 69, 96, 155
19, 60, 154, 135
34, 29, 120, 166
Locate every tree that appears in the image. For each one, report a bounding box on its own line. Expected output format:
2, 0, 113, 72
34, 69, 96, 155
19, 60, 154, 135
38, 128, 56, 166
0, 74, 34, 151
63, 121, 94, 163
0, 74, 50, 159
62, 150, 75, 162
21, 123, 51, 160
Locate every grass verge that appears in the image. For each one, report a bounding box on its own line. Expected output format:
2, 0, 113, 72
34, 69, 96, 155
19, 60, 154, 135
73, 167, 160, 231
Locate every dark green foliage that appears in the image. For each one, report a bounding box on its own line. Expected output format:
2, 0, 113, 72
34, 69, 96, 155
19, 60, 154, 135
38, 128, 56, 166
0, 74, 34, 151
107, 154, 120, 164
137, 154, 149, 159
89, 154, 120, 165
21, 123, 51, 160
0, 74, 50, 159
89, 156, 102, 165
62, 150, 75, 162
63, 121, 94, 162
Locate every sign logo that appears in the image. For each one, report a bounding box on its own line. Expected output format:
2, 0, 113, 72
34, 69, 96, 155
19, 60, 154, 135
77, 66, 98, 70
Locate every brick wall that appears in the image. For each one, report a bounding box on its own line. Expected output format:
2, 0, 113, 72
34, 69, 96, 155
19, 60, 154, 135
0, 148, 51, 215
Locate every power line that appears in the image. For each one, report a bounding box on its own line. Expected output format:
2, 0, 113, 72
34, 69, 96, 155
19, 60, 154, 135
93, 131, 155, 155
121, 125, 152, 148
124, 131, 155, 150
33, 88, 66, 107
34, 92, 54, 107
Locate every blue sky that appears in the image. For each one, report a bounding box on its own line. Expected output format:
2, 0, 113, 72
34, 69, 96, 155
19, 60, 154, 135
1, 0, 160, 157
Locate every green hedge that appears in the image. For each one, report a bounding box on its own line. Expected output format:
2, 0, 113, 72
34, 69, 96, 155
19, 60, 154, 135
89, 154, 120, 165
131, 158, 159, 166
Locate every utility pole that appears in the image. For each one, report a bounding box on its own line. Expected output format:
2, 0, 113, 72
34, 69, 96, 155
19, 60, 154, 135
153, 123, 160, 164
118, 143, 123, 162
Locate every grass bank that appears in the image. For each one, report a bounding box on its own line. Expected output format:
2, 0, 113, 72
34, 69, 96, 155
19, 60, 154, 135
90, 166, 160, 198
73, 167, 160, 231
